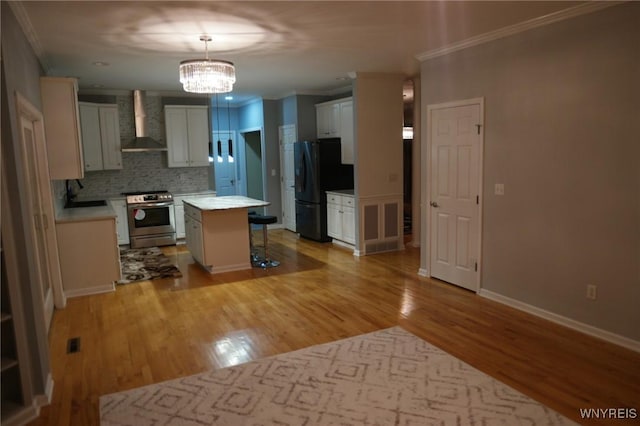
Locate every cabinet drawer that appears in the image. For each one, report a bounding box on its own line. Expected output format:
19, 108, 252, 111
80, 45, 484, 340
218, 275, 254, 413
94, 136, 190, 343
327, 193, 340, 205
183, 203, 202, 222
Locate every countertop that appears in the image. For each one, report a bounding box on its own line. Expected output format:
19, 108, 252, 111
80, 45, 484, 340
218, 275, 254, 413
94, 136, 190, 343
183, 196, 269, 211
326, 189, 355, 196
55, 204, 116, 223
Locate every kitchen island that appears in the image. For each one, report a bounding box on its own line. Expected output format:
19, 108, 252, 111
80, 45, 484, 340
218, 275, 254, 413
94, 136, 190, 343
183, 196, 270, 274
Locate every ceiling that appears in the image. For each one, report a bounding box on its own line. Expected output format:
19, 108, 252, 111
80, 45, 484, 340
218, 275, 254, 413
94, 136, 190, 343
14, 1, 588, 104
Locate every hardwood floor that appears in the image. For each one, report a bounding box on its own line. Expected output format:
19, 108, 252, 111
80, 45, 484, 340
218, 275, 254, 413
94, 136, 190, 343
31, 229, 639, 425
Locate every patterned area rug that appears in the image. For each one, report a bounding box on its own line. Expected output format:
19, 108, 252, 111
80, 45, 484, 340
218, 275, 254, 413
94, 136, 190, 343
118, 247, 182, 284
99, 327, 577, 425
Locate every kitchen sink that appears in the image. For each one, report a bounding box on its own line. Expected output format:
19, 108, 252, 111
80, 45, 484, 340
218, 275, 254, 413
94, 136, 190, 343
65, 199, 108, 208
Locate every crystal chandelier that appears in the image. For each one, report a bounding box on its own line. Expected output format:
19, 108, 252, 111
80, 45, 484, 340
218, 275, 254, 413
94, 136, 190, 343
179, 35, 236, 94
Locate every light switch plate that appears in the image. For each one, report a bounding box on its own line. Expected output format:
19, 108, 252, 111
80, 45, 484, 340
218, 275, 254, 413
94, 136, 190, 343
495, 183, 505, 195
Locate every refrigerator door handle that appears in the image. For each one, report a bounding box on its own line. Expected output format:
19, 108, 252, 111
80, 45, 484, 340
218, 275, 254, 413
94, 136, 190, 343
301, 150, 307, 193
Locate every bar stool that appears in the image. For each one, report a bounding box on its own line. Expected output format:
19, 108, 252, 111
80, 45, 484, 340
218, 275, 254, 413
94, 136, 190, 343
247, 211, 259, 262
248, 214, 279, 268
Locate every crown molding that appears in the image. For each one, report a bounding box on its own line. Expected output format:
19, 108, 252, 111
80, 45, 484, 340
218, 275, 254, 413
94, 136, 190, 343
416, 2, 620, 62
8, 1, 51, 73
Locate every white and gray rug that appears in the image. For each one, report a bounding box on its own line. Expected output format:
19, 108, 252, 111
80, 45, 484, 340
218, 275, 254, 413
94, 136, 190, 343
100, 327, 577, 425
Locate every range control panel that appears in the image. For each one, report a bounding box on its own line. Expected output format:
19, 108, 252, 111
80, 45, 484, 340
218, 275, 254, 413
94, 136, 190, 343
126, 193, 173, 204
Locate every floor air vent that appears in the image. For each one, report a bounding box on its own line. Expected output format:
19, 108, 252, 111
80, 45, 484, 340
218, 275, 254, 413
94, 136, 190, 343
67, 337, 81, 354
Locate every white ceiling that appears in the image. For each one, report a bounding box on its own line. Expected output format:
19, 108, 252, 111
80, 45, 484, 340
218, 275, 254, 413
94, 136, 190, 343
14, 1, 589, 104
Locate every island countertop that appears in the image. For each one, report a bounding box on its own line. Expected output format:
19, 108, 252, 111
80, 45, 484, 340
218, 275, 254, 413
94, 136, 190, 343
183, 195, 269, 211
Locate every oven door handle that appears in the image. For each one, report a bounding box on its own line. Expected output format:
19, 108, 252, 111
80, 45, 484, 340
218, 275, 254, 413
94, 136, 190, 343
129, 202, 174, 208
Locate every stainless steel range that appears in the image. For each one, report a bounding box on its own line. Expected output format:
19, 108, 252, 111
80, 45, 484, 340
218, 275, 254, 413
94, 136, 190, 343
124, 191, 176, 248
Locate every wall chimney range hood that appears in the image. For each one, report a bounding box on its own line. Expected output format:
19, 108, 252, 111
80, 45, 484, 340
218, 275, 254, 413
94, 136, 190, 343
121, 90, 167, 152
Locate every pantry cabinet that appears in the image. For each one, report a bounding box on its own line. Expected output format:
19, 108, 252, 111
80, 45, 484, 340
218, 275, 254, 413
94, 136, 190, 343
79, 102, 122, 171
326, 191, 355, 245
165, 106, 210, 168
316, 97, 354, 164
40, 77, 84, 179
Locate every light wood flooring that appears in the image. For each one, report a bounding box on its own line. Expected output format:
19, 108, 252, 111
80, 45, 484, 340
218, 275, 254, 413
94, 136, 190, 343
31, 229, 639, 425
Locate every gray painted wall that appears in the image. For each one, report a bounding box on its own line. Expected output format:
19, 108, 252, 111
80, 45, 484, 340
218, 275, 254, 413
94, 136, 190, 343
420, 3, 640, 340
1, 1, 51, 402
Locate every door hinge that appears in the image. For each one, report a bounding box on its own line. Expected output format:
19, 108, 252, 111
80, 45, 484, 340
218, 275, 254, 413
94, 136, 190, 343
476, 124, 482, 135
476, 195, 479, 205
475, 262, 478, 272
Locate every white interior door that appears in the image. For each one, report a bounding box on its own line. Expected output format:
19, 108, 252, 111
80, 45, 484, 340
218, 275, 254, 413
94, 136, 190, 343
279, 124, 297, 231
213, 131, 237, 196
429, 101, 482, 292
18, 107, 56, 330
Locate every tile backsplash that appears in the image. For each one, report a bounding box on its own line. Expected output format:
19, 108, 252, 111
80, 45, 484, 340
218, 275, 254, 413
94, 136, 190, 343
78, 152, 210, 198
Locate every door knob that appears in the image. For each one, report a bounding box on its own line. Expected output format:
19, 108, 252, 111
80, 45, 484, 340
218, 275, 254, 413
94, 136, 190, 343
430, 201, 440, 208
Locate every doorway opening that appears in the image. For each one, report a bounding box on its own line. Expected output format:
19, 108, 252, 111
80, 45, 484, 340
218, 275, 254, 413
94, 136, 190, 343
244, 130, 263, 201
403, 80, 415, 236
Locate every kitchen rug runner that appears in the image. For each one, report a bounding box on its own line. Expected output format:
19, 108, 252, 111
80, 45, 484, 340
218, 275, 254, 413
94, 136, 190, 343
118, 247, 182, 284
100, 326, 578, 425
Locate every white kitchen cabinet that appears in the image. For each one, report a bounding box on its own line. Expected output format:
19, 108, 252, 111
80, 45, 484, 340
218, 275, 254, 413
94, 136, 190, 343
79, 102, 122, 171
40, 77, 84, 179
175, 204, 185, 239
109, 199, 129, 245
338, 99, 354, 164
165, 105, 210, 168
316, 101, 340, 138
326, 191, 355, 245
173, 193, 216, 239
184, 204, 204, 264
316, 97, 354, 164
56, 217, 120, 297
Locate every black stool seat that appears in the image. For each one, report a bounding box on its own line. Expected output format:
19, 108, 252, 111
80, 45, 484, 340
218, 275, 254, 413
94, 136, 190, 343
249, 214, 277, 225
247, 214, 279, 268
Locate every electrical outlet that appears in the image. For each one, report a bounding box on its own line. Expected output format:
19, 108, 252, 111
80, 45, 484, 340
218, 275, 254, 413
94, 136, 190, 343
586, 285, 597, 300
494, 183, 505, 195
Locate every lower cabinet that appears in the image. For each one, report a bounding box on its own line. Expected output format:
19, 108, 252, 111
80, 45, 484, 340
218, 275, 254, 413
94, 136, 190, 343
174, 193, 215, 240
326, 192, 355, 245
56, 218, 121, 297
175, 204, 185, 239
109, 198, 129, 245
184, 210, 204, 264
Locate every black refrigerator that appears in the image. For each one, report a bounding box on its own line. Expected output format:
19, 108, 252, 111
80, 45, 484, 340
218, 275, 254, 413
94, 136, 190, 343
295, 138, 354, 241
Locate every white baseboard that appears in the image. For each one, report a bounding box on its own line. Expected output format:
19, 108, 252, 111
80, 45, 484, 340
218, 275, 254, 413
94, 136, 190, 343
418, 268, 428, 277
3, 374, 53, 426
65, 283, 115, 298
479, 289, 640, 353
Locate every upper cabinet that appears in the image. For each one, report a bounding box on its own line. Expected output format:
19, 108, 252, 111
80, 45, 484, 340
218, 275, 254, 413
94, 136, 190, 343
40, 77, 84, 179
165, 105, 210, 168
338, 99, 354, 164
316, 97, 354, 164
316, 101, 340, 138
79, 102, 122, 171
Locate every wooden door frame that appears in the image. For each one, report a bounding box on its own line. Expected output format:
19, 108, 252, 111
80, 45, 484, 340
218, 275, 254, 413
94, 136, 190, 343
420, 97, 484, 293
15, 92, 66, 321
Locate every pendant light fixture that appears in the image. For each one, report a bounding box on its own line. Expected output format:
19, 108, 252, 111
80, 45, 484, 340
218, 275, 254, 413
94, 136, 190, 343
179, 35, 236, 94
227, 97, 234, 163
215, 94, 223, 163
